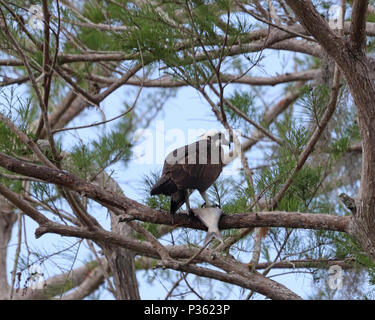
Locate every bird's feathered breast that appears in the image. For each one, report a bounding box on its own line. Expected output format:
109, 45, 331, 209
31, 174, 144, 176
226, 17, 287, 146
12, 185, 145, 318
162, 139, 225, 192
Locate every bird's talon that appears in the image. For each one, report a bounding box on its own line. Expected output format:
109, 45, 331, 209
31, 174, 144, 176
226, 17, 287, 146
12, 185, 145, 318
200, 202, 221, 209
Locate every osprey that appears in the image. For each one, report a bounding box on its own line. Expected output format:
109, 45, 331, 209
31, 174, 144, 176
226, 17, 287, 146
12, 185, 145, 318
150, 129, 229, 218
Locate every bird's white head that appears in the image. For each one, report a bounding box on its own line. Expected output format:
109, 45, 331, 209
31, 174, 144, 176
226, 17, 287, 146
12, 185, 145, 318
199, 129, 230, 147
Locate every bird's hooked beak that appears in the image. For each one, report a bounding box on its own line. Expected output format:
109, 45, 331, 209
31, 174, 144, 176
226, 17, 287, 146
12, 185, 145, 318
214, 133, 230, 148
220, 134, 230, 147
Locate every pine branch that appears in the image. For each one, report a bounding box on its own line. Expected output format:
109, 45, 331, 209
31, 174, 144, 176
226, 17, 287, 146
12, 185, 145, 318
60, 264, 106, 300
255, 258, 357, 270
0, 152, 350, 233
269, 65, 342, 210
0, 183, 49, 226
86, 69, 320, 87
284, 0, 346, 64
34, 221, 302, 300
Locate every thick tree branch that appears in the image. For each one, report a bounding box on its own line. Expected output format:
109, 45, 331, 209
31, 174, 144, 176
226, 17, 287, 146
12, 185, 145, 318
12, 261, 104, 300
60, 264, 106, 300
34, 221, 301, 300
350, 0, 369, 52
255, 258, 357, 270
0, 152, 350, 233
284, 0, 346, 64
0, 183, 49, 226
88, 69, 320, 88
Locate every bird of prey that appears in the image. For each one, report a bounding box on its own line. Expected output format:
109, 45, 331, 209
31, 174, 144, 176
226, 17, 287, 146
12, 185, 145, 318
150, 129, 229, 219
192, 207, 224, 246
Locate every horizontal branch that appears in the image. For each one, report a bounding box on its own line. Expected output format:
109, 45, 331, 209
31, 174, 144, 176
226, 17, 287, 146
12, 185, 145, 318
88, 69, 320, 88
348, 143, 362, 153
122, 208, 349, 233
0, 183, 49, 225
2, 21, 375, 70
35, 221, 301, 300
0, 152, 350, 233
135, 256, 357, 271
13, 260, 103, 300
255, 258, 356, 270
0, 59, 24, 66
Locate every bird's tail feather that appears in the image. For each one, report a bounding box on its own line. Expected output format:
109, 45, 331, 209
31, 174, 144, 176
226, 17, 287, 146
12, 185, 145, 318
150, 176, 176, 195
170, 190, 187, 214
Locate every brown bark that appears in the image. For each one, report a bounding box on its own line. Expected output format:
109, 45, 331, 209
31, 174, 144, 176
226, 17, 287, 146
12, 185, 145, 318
4, 0, 375, 300
285, 0, 375, 261
0, 200, 16, 299
33, 221, 302, 300
95, 176, 140, 300
0, 151, 349, 234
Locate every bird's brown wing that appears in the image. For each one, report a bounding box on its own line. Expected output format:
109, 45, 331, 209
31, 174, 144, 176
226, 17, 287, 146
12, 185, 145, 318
170, 140, 224, 192
164, 141, 198, 190
150, 143, 192, 195
151, 139, 224, 194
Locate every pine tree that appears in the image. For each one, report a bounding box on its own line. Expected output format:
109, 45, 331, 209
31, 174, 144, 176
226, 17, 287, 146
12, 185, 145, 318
0, 0, 374, 300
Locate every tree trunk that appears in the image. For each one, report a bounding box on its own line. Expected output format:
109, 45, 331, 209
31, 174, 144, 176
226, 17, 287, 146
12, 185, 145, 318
285, 0, 375, 262
95, 175, 140, 300
101, 225, 140, 299
0, 200, 17, 299
342, 56, 375, 260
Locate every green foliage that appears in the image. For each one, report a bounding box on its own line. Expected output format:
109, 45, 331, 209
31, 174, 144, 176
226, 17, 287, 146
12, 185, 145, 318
298, 84, 330, 125
143, 170, 170, 211
136, 222, 165, 241
254, 115, 325, 212
221, 195, 249, 214
207, 177, 239, 209
0, 88, 36, 157
0, 173, 22, 193
329, 136, 350, 159
118, 4, 183, 63
276, 117, 309, 155
69, 129, 131, 179
0, 121, 19, 154
225, 89, 259, 126
333, 233, 375, 271
31, 181, 60, 205
220, 178, 253, 214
